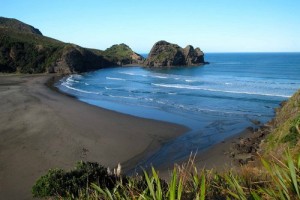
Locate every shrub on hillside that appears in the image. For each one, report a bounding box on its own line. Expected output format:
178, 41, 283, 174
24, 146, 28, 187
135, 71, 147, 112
32, 161, 122, 198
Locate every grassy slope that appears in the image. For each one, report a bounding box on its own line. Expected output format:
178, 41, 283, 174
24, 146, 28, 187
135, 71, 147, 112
261, 90, 300, 158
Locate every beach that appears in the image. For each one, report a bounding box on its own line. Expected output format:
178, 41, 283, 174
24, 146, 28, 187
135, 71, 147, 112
0, 74, 187, 199
0, 73, 285, 199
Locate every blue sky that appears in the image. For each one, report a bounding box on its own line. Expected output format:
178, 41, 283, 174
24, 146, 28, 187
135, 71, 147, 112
1, 0, 300, 53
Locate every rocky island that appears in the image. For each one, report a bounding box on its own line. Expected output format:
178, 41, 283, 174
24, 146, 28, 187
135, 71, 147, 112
144, 40, 207, 67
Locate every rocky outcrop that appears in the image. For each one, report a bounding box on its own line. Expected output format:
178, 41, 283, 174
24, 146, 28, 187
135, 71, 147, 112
144, 41, 206, 67
103, 44, 145, 65
183, 45, 205, 66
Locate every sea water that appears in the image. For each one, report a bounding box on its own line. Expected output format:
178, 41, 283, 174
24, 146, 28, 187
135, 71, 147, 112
57, 53, 300, 168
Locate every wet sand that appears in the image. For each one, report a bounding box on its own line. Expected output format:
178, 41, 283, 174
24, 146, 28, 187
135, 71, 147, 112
194, 128, 254, 170
158, 128, 255, 180
0, 74, 187, 199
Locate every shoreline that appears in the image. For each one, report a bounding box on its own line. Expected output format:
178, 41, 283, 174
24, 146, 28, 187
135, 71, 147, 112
51, 74, 270, 175
0, 74, 187, 199
0, 73, 277, 199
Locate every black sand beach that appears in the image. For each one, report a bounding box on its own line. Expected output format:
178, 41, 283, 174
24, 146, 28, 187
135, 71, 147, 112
0, 74, 187, 199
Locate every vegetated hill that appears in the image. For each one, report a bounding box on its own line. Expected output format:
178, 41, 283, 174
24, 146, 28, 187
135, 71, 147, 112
144, 40, 207, 67
0, 17, 43, 35
103, 43, 145, 65
260, 89, 300, 158
0, 17, 143, 74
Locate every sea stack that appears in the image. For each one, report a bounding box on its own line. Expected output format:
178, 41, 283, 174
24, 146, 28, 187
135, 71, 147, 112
144, 40, 207, 67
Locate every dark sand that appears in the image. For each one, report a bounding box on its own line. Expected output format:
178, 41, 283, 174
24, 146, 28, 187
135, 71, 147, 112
0, 74, 258, 199
0, 74, 187, 199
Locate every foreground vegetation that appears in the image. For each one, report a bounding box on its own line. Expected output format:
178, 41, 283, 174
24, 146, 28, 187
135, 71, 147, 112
261, 90, 300, 159
32, 152, 300, 199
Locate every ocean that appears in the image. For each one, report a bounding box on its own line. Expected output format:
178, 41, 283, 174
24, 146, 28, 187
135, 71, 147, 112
57, 53, 300, 168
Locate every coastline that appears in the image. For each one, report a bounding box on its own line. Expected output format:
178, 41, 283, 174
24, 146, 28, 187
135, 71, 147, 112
0, 74, 187, 199
49, 75, 262, 173
0, 73, 280, 199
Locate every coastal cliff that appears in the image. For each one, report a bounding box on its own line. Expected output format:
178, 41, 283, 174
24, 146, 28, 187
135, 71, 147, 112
144, 40, 206, 67
1, 18, 208, 73
0, 17, 143, 73
48, 45, 113, 73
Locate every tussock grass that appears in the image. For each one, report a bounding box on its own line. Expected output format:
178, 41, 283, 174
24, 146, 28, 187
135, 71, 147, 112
261, 90, 300, 161
32, 151, 300, 199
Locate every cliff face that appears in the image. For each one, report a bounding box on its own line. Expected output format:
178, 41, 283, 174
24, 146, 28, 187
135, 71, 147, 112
144, 40, 206, 67
48, 45, 114, 74
183, 45, 204, 66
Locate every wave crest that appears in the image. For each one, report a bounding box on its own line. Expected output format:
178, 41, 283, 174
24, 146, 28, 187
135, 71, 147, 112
106, 77, 126, 81
151, 83, 291, 98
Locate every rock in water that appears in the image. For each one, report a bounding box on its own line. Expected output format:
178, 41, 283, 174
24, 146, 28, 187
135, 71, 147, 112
183, 45, 205, 66
144, 40, 207, 67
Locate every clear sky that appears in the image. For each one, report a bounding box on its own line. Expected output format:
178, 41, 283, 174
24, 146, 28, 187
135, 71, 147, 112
1, 0, 300, 53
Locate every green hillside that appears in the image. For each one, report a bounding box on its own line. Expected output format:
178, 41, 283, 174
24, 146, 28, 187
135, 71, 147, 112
0, 17, 143, 73
0, 17, 43, 35
103, 43, 144, 65
261, 90, 300, 158
0, 27, 65, 73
